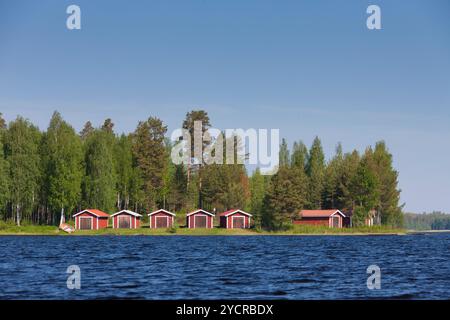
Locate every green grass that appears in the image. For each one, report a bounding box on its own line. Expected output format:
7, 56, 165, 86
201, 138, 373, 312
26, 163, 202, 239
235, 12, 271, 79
0, 220, 405, 236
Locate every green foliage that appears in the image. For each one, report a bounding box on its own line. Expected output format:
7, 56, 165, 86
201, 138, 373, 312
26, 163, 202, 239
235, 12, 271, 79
114, 134, 134, 210
42, 111, 83, 220
249, 168, 266, 229
0, 116, 10, 215
0, 111, 404, 230
132, 117, 168, 211
82, 129, 116, 212
306, 136, 325, 209
291, 140, 308, 171
279, 138, 290, 167
3, 117, 42, 225
262, 166, 309, 230
368, 141, 403, 226
403, 212, 450, 230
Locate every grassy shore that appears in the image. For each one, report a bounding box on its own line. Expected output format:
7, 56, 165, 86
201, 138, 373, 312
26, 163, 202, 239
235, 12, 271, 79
0, 221, 405, 236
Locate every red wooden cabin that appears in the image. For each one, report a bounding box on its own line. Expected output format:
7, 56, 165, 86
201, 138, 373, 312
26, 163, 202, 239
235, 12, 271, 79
111, 210, 142, 229
219, 209, 252, 229
73, 209, 109, 230
186, 209, 214, 229
293, 209, 346, 228
148, 209, 176, 228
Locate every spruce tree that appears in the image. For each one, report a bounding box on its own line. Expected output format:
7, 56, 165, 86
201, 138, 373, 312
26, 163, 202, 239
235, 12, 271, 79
306, 136, 325, 209
291, 140, 308, 171
323, 143, 344, 209
263, 166, 309, 230
279, 138, 290, 167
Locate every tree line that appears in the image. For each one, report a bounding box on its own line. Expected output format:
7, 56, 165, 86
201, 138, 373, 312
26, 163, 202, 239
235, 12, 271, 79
404, 212, 450, 230
0, 110, 403, 228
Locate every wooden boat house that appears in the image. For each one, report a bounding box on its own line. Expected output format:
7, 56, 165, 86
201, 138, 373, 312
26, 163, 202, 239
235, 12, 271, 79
186, 209, 214, 229
148, 209, 176, 228
219, 209, 252, 229
111, 210, 142, 229
73, 209, 109, 230
293, 209, 347, 228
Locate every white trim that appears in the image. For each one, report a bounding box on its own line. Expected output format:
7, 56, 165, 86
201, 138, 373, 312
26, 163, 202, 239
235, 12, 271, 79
222, 209, 252, 217
73, 209, 109, 218
330, 210, 346, 218
111, 209, 142, 217
186, 209, 214, 217
78, 216, 93, 230
148, 209, 176, 217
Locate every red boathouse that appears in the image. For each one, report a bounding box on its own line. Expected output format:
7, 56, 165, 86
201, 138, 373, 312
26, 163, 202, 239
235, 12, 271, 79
186, 209, 214, 229
73, 209, 109, 230
293, 209, 346, 228
219, 209, 252, 229
111, 210, 142, 229
148, 209, 176, 228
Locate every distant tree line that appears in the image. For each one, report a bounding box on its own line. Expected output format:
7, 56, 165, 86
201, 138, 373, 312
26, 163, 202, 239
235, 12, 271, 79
403, 212, 450, 230
0, 110, 403, 228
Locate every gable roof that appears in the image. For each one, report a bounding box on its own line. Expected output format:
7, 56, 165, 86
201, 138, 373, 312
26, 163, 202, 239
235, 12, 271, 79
111, 210, 142, 217
73, 209, 110, 218
148, 209, 176, 217
219, 209, 252, 217
299, 209, 346, 218
186, 209, 214, 217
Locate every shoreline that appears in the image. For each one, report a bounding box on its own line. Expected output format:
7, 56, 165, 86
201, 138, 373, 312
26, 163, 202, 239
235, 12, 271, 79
0, 225, 408, 236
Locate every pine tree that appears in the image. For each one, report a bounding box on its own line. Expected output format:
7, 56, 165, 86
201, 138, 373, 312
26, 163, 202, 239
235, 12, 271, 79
336, 150, 360, 209
80, 121, 94, 140
4, 117, 42, 225
306, 136, 325, 209
42, 111, 83, 223
323, 143, 344, 209
131, 117, 167, 211
263, 166, 309, 230
0, 113, 6, 130
182, 110, 212, 207
279, 138, 290, 167
291, 140, 308, 171
101, 118, 114, 134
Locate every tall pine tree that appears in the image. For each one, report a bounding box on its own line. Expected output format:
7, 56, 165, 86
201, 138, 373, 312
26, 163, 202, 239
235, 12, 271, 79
306, 136, 325, 209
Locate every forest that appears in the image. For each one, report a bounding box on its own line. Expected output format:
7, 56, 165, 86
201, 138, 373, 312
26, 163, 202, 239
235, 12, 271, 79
404, 212, 450, 230
0, 110, 403, 230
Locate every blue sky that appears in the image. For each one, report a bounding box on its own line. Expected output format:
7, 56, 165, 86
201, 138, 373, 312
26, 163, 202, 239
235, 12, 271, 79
1, 0, 450, 213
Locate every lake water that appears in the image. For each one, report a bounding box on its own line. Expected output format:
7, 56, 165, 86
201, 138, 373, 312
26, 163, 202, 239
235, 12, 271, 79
0, 234, 449, 299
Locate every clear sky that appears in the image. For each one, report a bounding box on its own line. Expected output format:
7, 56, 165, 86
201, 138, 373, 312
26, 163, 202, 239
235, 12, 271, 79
1, 0, 450, 213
